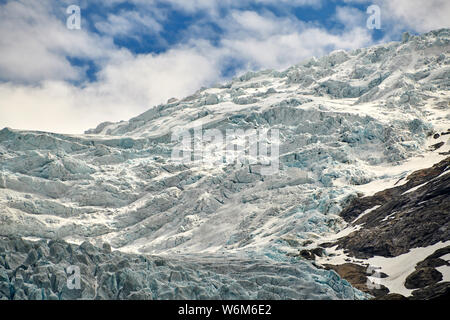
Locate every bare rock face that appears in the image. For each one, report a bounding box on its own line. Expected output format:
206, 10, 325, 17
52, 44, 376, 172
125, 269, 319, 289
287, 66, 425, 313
336, 157, 450, 258
410, 282, 450, 300
375, 293, 408, 300
323, 263, 389, 298
416, 247, 450, 269
405, 246, 450, 299
320, 158, 450, 300
405, 268, 443, 289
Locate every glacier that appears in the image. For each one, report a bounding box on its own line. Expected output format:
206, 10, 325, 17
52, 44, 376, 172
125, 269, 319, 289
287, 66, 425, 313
0, 29, 449, 300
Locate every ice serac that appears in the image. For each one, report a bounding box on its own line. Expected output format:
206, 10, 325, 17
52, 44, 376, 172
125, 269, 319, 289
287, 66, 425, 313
0, 236, 368, 300
0, 29, 449, 300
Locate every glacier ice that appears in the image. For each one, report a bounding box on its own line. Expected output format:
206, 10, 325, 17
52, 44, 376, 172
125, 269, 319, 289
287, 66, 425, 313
0, 28, 449, 300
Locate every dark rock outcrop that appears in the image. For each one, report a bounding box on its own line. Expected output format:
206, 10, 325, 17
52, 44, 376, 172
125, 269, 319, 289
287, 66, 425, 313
410, 282, 450, 300
375, 293, 408, 300
323, 263, 389, 298
321, 158, 450, 300
405, 268, 443, 289
296, 248, 325, 260
337, 157, 450, 258
404, 246, 450, 299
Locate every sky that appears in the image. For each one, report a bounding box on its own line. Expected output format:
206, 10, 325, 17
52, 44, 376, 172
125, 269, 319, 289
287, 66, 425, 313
0, 0, 449, 134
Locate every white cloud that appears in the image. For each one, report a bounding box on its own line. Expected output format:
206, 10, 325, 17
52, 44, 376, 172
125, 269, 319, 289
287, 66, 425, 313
96, 0, 322, 17
217, 10, 372, 70
334, 6, 367, 30
160, 0, 322, 13
2, 0, 447, 134
0, 1, 376, 134
226, 10, 303, 38
0, 46, 221, 134
343, 0, 450, 36
94, 11, 163, 37
378, 0, 450, 34
0, 0, 120, 83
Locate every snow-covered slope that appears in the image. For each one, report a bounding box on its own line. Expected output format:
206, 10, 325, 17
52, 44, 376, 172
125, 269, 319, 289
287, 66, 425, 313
0, 29, 449, 300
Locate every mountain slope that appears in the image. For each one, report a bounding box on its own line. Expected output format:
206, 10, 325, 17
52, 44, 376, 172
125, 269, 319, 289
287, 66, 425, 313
313, 156, 450, 299
0, 29, 449, 300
